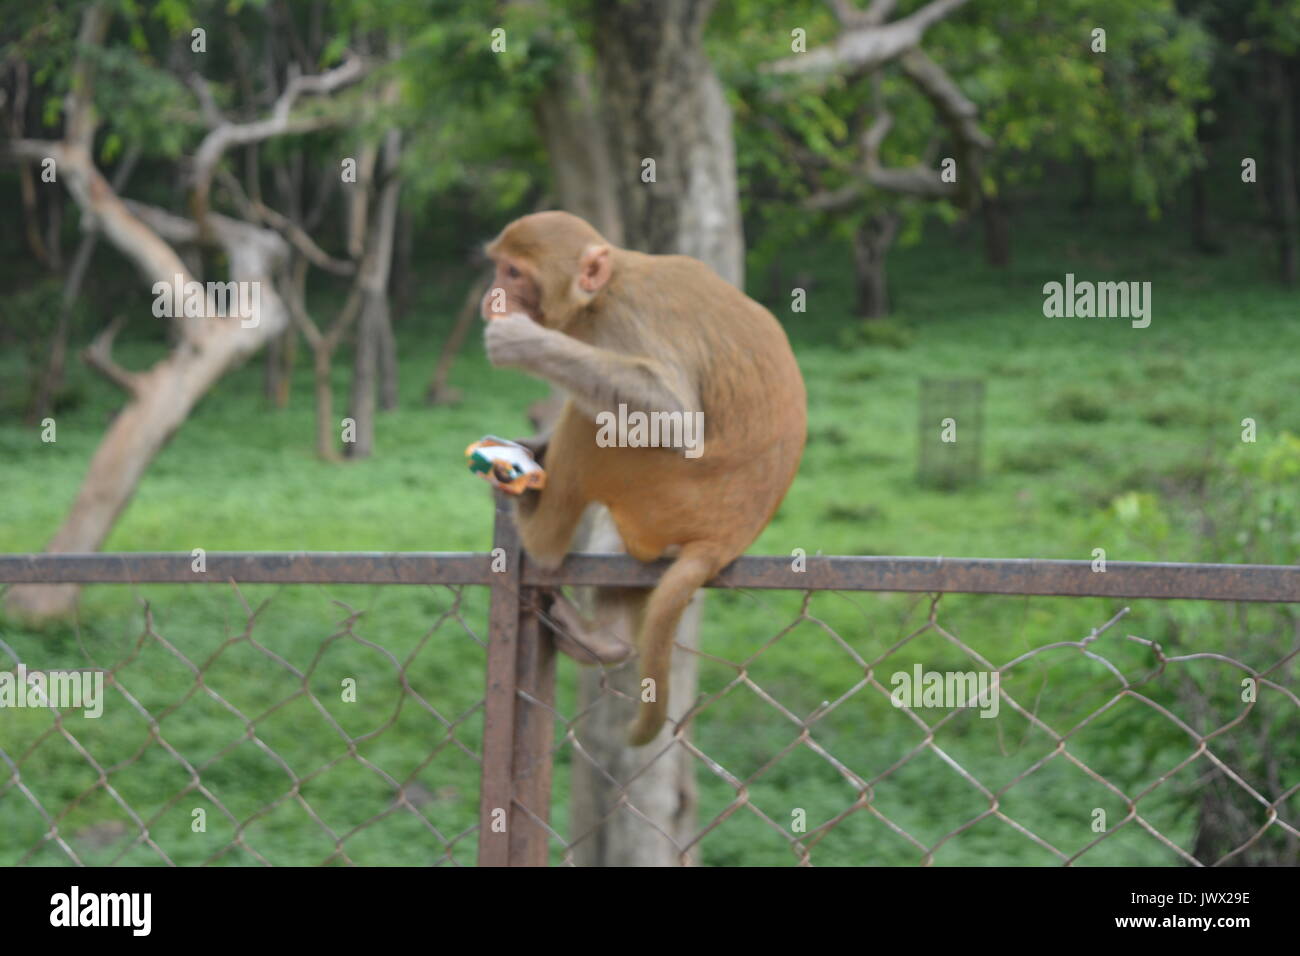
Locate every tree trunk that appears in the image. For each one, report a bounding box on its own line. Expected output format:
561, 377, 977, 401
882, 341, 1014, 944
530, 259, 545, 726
566, 509, 702, 868
8, 61, 53, 269
1190, 164, 1215, 253
261, 319, 299, 410
313, 343, 337, 459
5, 197, 290, 619
345, 125, 402, 455
277, 322, 297, 408
285, 255, 358, 460
6, 2, 362, 618
851, 212, 899, 319
347, 303, 378, 458
375, 127, 402, 412
264, 329, 285, 403
1074, 155, 1095, 212
1269, 54, 1298, 285
594, 1, 742, 282
25, 135, 139, 425
424, 268, 491, 406
562, 0, 741, 867
981, 187, 1010, 268
376, 301, 398, 411
46, 188, 64, 272
392, 207, 414, 320
1189, 113, 1221, 255
534, 64, 624, 244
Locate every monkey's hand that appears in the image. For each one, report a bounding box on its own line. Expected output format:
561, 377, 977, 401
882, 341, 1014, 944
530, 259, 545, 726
485, 312, 550, 369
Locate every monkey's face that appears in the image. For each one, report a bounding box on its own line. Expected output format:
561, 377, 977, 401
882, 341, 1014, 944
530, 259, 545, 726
481, 255, 544, 326
482, 214, 613, 331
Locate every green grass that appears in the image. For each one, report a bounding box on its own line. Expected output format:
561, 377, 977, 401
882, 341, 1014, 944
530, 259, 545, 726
1, 203, 1296, 865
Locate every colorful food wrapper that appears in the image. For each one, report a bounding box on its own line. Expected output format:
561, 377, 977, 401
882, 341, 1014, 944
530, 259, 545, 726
465, 436, 546, 495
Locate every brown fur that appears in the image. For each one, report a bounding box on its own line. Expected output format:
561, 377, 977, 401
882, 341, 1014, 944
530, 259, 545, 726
482, 211, 806, 745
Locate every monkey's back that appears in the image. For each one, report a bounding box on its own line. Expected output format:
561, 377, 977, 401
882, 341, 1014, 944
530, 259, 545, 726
567, 254, 807, 563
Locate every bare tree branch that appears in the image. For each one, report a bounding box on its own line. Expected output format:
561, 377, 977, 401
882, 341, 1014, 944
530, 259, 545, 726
863, 0, 899, 25
7, 139, 197, 309
826, 0, 869, 28
190, 53, 370, 230
4, 61, 54, 267
793, 31, 992, 213
215, 168, 355, 275
27, 145, 142, 423
82, 315, 139, 395
900, 48, 993, 151
5, 1, 296, 619
768, 0, 970, 77
899, 48, 992, 205
65, 2, 111, 151
187, 74, 225, 127
122, 197, 289, 269
826, 0, 897, 28
802, 182, 865, 211
803, 87, 952, 210
859, 100, 954, 199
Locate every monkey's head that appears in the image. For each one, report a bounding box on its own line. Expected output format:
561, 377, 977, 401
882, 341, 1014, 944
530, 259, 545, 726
481, 211, 612, 330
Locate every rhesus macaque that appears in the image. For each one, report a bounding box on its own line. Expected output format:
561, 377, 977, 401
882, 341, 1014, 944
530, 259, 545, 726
481, 211, 806, 745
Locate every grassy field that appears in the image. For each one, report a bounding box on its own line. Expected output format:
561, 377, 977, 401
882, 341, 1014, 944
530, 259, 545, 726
1, 203, 1296, 865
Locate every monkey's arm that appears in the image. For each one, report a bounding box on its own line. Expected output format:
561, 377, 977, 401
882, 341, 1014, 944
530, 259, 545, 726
486, 313, 697, 420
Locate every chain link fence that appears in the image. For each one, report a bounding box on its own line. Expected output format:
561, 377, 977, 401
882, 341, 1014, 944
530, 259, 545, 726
0, 586, 488, 866
521, 592, 1299, 866
2, 500, 1297, 866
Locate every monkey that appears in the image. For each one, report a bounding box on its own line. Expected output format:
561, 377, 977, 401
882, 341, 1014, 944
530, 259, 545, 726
481, 211, 806, 746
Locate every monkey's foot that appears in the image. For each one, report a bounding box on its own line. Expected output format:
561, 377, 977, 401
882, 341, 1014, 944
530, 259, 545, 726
546, 592, 633, 665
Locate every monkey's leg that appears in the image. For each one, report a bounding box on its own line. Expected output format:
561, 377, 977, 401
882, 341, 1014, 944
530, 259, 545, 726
513, 477, 585, 571
540, 506, 641, 665
512, 407, 590, 569
627, 541, 727, 746
546, 588, 640, 665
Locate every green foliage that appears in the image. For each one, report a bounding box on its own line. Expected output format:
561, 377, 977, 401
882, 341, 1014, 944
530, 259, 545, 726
381, 0, 577, 212
5, 0, 552, 232
1249, 0, 1300, 54
840, 316, 915, 350
1094, 429, 1300, 866
0, 281, 73, 417
1047, 386, 1111, 423
1208, 433, 1300, 565
941, 0, 1213, 212
729, 0, 1214, 303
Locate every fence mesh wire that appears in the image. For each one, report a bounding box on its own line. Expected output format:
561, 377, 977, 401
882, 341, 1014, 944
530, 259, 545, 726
0, 584, 487, 866
2, 577, 1296, 866
526, 589, 1299, 866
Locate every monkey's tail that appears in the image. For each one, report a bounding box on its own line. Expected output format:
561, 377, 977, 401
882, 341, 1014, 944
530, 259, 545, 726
627, 542, 726, 747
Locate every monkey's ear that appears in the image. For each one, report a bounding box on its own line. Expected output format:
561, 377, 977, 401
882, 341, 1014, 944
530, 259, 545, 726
576, 245, 612, 296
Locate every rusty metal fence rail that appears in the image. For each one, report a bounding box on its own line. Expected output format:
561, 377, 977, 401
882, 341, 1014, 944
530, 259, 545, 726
1, 497, 1297, 866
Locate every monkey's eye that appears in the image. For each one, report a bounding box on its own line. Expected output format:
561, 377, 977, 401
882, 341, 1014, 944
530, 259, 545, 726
507, 265, 521, 279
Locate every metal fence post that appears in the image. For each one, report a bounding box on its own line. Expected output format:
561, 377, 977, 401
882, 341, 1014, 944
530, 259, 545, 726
478, 491, 556, 866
